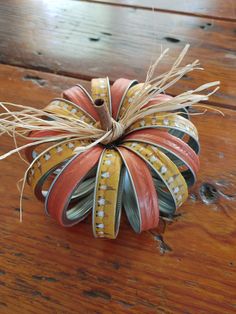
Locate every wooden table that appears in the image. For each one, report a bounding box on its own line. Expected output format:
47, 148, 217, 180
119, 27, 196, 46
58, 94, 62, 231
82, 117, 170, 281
0, 1, 236, 313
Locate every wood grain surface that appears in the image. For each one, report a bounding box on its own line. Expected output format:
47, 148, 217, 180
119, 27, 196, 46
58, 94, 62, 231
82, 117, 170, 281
0, 1, 236, 313
0, 1, 236, 108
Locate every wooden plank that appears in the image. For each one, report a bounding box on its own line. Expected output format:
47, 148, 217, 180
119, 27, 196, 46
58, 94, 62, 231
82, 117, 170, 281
0, 1, 236, 109
0, 64, 89, 106
0, 64, 236, 313
84, 0, 236, 21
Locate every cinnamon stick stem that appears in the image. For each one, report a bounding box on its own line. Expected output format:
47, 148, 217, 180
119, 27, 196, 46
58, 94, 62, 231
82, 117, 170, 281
94, 99, 112, 131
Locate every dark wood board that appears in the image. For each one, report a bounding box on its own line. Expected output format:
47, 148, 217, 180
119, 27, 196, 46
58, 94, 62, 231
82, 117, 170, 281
0, 64, 236, 314
0, 1, 236, 108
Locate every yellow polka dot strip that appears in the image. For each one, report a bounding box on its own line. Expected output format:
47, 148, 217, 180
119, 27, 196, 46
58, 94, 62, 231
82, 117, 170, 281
126, 113, 199, 153
27, 139, 91, 201
91, 77, 112, 114
117, 83, 145, 120
93, 149, 123, 239
120, 141, 188, 210
44, 98, 96, 125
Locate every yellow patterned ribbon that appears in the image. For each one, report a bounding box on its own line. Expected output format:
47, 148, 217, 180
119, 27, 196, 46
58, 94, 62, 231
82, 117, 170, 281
117, 83, 144, 120
44, 99, 96, 125
27, 139, 91, 201
91, 77, 112, 114
126, 113, 199, 153
93, 149, 123, 238
120, 142, 188, 210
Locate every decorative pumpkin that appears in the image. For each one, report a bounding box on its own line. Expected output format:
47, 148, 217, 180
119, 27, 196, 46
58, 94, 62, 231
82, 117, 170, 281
0, 46, 219, 239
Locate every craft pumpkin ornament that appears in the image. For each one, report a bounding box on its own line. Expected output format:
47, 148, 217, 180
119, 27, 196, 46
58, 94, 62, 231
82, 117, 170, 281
0, 46, 219, 239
